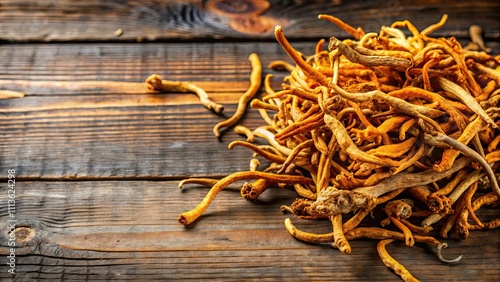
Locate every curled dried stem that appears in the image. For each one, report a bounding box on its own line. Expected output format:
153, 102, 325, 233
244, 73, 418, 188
145, 74, 224, 114
178, 171, 314, 225
178, 178, 219, 189
213, 53, 262, 138
234, 125, 255, 142
377, 239, 419, 282
331, 214, 351, 254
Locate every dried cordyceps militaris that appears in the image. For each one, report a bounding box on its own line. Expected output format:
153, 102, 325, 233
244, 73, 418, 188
178, 14, 500, 281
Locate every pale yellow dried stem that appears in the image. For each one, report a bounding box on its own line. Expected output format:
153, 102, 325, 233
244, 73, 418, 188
331, 214, 351, 254
318, 14, 365, 40
178, 178, 219, 189
178, 171, 314, 225
234, 125, 255, 142
213, 53, 262, 137
145, 74, 224, 113
274, 26, 330, 86
377, 239, 420, 282
421, 14, 448, 36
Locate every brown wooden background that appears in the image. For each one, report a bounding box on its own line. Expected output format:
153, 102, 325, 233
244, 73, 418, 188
0, 0, 499, 281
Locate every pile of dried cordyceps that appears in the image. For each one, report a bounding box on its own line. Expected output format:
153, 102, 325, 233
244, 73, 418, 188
177, 14, 500, 281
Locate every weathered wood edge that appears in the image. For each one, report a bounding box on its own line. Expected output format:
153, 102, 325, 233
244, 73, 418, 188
0, 0, 498, 42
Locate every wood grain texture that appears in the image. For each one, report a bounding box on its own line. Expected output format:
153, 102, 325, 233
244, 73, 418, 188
1, 42, 499, 180
0, 2, 499, 280
0, 42, 308, 179
0, 0, 498, 42
0, 181, 498, 281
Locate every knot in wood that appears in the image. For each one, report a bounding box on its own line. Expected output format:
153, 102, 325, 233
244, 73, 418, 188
12, 226, 36, 243
207, 0, 270, 17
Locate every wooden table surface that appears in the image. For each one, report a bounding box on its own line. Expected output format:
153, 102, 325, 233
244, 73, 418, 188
0, 1, 499, 281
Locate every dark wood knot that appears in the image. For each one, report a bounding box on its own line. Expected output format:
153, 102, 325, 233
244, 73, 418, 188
206, 0, 283, 35
207, 0, 270, 17
11, 226, 36, 243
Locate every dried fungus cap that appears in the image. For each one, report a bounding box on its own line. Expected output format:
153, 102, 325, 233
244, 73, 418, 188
310, 186, 378, 216
384, 199, 414, 219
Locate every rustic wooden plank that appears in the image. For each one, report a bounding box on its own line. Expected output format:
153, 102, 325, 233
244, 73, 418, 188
1, 41, 499, 180
0, 41, 498, 87
0, 0, 498, 42
0, 42, 296, 179
0, 97, 270, 179
0, 42, 293, 83
0, 180, 498, 280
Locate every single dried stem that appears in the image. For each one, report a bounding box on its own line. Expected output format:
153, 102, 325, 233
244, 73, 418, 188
249, 158, 260, 171
293, 183, 317, 200
347, 227, 440, 245
241, 179, 272, 200
465, 25, 491, 52
436, 243, 463, 264
377, 188, 406, 205
331, 214, 351, 254
329, 37, 412, 69
399, 219, 433, 234
421, 14, 448, 36
367, 136, 417, 158
178, 178, 220, 189
268, 60, 295, 72
274, 26, 330, 86
234, 125, 255, 142
377, 239, 420, 282
351, 44, 413, 60
250, 99, 279, 111
145, 74, 224, 113
213, 53, 262, 138
318, 14, 365, 40
390, 217, 415, 247
486, 150, 500, 163
178, 171, 315, 225
432, 169, 469, 196
342, 208, 371, 232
